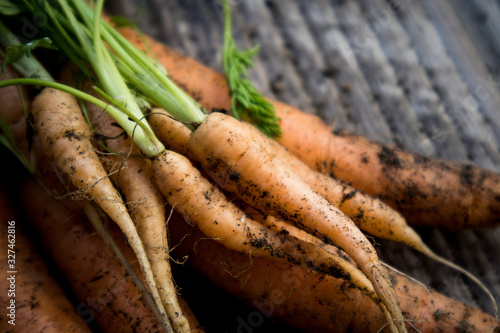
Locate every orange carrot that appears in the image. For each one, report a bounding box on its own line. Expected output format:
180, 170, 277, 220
151, 148, 386, 309
278, 120, 500, 230
4, 62, 388, 331
0, 187, 92, 333
149, 110, 408, 330
20, 179, 162, 332
119, 27, 500, 229
148, 109, 195, 161
168, 217, 500, 333
151, 146, 412, 333
189, 112, 407, 332
225, 113, 497, 310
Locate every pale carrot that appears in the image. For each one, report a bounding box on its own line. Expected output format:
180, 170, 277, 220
147, 109, 195, 161
82, 80, 190, 332
148, 107, 434, 255
149, 109, 408, 328
30, 87, 171, 331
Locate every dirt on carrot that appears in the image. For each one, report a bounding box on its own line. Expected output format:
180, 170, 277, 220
0, 16, 497, 333
149, 107, 432, 261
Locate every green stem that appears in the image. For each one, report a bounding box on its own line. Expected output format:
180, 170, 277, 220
220, 0, 281, 138
0, 78, 164, 157
76, 4, 207, 124
51, 0, 163, 156
92, 85, 155, 138
115, 59, 207, 124
6, 0, 206, 154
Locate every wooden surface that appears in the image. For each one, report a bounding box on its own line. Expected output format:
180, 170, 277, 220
104, 0, 500, 331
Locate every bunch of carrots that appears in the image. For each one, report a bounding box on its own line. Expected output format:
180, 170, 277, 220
0, 0, 499, 332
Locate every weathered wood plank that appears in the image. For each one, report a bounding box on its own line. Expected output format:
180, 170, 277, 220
299, 0, 393, 140
261, 0, 356, 130
420, 0, 500, 145
357, 0, 469, 162
331, 0, 430, 152
234, 0, 316, 111
451, 0, 500, 83
394, 0, 500, 169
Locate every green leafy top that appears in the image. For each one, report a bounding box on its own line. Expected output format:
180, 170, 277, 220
222, 0, 281, 139
0, 0, 25, 16
1, 37, 56, 72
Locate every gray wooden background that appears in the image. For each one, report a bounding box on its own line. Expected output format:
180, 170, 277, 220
106, 0, 500, 331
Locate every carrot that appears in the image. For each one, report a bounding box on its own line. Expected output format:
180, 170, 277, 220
279, 121, 500, 229
150, 148, 390, 312
119, 27, 500, 229
20, 130, 382, 330
30, 87, 171, 331
148, 109, 195, 161
70, 67, 389, 330
0, 187, 92, 333
5, 81, 391, 330
222, 110, 498, 313
82, 80, 190, 332
168, 216, 500, 333
150, 145, 408, 332
149, 107, 409, 329
148, 109, 414, 329
0, 9, 496, 330
188, 112, 407, 332
148, 108, 434, 254
20, 179, 164, 332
